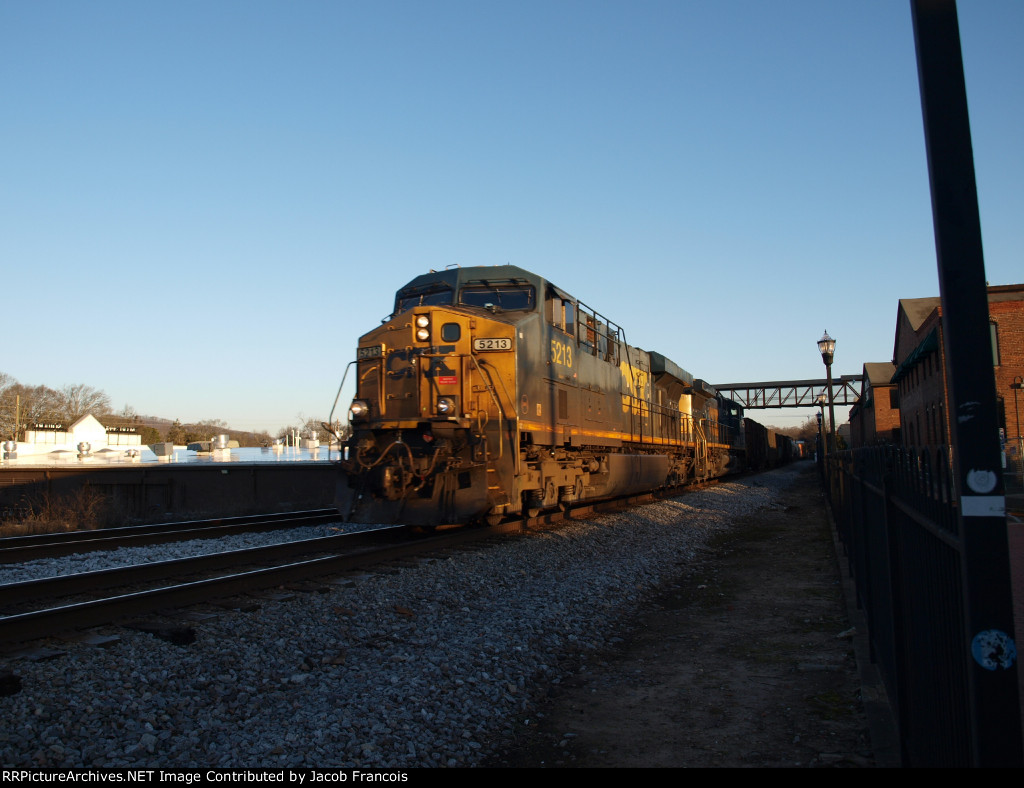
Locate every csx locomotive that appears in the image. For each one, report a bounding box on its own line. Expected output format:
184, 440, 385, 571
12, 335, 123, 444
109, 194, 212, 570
334, 265, 763, 526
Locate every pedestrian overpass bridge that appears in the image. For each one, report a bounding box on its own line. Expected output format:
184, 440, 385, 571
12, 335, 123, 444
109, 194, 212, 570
711, 375, 862, 409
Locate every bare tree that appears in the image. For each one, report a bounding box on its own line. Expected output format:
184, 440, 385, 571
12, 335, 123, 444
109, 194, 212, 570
301, 416, 327, 438
58, 384, 111, 424
194, 418, 228, 434
1, 383, 63, 439
101, 404, 140, 429
183, 419, 229, 444
119, 404, 139, 421
1, 375, 117, 439
0, 372, 15, 440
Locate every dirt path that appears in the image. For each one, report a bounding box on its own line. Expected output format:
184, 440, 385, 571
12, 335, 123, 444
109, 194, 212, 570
483, 463, 892, 768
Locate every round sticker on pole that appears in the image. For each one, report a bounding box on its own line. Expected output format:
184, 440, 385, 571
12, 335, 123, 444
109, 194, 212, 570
970, 629, 1017, 671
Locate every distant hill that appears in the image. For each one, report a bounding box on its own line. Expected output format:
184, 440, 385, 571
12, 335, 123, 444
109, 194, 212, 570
101, 414, 275, 448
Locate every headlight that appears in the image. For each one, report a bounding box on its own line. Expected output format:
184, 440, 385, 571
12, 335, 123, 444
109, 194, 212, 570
349, 399, 370, 420
415, 314, 430, 341
436, 397, 456, 416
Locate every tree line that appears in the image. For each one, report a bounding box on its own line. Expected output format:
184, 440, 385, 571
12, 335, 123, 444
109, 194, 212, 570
0, 372, 344, 448
0, 372, 114, 441
768, 416, 847, 450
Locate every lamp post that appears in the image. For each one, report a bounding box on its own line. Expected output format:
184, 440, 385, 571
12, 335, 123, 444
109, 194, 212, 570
816, 392, 827, 458
815, 409, 824, 481
817, 331, 837, 452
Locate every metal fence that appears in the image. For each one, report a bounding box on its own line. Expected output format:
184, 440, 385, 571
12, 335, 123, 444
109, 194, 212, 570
825, 446, 1022, 767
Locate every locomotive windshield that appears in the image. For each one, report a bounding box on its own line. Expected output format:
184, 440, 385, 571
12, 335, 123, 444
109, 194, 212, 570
460, 284, 535, 312
394, 284, 454, 313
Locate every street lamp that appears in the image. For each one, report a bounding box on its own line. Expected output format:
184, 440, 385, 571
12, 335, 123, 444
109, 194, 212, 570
817, 331, 837, 451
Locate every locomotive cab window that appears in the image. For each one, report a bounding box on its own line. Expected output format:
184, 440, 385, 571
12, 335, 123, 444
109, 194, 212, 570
547, 293, 563, 329
460, 284, 535, 311
395, 285, 453, 314
547, 289, 576, 337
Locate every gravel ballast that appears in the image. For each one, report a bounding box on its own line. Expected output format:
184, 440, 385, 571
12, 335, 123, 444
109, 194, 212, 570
0, 466, 798, 768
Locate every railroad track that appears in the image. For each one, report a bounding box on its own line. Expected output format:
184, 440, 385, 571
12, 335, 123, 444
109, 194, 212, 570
0, 522, 518, 650
0, 480, 722, 651
0, 508, 342, 563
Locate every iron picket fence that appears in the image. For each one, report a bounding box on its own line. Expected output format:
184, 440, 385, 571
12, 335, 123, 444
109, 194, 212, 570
825, 446, 1022, 767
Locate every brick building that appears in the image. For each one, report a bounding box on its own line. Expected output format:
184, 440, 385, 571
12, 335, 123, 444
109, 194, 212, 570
890, 284, 1024, 451
848, 362, 899, 448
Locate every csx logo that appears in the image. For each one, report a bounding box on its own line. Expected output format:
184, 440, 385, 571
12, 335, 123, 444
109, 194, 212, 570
386, 346, 457, 379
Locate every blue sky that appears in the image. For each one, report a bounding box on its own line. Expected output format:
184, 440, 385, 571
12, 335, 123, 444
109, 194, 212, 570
2, 1, 1021, 435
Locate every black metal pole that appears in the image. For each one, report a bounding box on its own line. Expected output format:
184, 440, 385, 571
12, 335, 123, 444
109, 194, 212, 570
816, 411, 824, 479
818, 401, 827, 457
825, 361, 836, 451
911, 0, 1022, 766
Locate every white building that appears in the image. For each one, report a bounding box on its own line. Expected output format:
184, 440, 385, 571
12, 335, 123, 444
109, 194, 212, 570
12, 414, 141, 459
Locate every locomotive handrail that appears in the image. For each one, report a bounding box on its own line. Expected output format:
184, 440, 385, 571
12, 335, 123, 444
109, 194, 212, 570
363, 359, 384, 417
328, 360, 358, 428
695, 419, 708, 478
623, 395, 702, 447
467, 355, 509, 470
476, 355, 522, 476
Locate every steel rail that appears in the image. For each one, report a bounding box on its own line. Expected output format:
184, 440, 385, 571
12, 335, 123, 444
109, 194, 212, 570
0, 509, 341, 563
0, 524, 500, 648
0, 526, 407, 611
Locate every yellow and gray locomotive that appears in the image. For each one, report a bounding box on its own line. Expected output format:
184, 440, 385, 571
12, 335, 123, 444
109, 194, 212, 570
335, 265, 741, 526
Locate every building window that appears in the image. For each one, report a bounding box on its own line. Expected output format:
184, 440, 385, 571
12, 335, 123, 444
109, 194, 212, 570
990, 321, 1000, 365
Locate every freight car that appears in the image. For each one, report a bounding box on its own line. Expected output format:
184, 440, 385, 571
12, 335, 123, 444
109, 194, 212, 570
332, 265, 775, 526
743, 418, 799, 470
